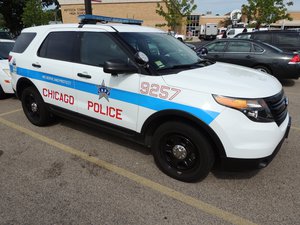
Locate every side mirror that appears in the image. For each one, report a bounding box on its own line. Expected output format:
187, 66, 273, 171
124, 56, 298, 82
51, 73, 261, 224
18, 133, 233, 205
135, 51, 149, 66
197, 47, 208, 57
103, 59, 138, 76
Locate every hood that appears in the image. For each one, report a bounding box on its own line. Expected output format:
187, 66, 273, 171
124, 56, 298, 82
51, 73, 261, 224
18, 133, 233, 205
162, 62, 282, 98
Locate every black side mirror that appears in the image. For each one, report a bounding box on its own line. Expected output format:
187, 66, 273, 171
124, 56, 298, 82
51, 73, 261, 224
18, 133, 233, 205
197, 47, 208, 57
104, 59, 138, 76
134, 51, 149, 67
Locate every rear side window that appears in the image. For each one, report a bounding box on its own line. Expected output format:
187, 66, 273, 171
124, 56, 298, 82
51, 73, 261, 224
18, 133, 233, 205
12, 33, 36, 53
0, 42, 15, 59
38, 32, 77, 62
274, 33, 300, 45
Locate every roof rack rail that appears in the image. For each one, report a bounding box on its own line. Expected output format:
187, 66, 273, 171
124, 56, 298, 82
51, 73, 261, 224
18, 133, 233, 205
78, 14, 143, 26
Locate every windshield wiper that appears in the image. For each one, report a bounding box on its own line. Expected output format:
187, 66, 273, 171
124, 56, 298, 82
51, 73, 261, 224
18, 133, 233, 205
157, 59, 214, 71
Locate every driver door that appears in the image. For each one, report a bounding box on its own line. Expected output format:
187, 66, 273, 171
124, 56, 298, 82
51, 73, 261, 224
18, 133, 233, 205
72, 31, 140, 131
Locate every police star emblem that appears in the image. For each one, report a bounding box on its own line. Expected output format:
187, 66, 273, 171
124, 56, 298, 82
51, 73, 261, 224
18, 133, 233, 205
97, 80, 111, 102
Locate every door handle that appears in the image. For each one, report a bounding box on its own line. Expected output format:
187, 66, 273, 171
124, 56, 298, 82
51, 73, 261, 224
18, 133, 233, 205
32, 63, 41, 68
77, 73, 91, 79
246, 55, 252, 59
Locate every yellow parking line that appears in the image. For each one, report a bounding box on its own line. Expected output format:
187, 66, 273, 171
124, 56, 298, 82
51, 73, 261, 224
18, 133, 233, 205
0, 117, 257, 225
0, 108, 22, 117
292, 126, 300, 131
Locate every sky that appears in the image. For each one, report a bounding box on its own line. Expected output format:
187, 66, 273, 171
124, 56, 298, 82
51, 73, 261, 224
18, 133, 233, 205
194, 0, 300, 15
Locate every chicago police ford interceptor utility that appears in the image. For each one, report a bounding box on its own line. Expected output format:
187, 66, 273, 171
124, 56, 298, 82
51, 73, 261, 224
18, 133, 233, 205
9, 15, 291, 182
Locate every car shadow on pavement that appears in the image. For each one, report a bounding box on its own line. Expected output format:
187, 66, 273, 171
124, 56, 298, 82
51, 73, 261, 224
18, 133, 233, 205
211, 169, 259, 180
280, 79, 295, 87
58, 118, 151, 156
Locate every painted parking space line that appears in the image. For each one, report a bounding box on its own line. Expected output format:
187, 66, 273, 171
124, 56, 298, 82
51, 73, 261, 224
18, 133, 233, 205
0, 108, 22, 117
291, 126, 300, 131
0, 116, 257, 225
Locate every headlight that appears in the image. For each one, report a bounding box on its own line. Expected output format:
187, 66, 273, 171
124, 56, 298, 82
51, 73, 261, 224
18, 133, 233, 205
213, 95, 273, 122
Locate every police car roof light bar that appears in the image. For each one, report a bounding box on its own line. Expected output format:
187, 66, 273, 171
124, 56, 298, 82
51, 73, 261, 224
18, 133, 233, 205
78, 14, 143, 26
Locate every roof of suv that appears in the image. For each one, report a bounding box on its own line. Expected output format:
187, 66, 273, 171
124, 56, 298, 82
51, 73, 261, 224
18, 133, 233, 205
21, 23, 163, 33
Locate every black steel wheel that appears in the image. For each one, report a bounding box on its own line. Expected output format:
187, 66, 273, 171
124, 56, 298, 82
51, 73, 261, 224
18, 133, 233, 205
21, 86, 52, 126
152, 121, 214, 182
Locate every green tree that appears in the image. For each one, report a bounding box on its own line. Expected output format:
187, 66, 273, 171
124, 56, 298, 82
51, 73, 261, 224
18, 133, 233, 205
242, 0, 293, 28
0, 0, 26, 36
156, 0, 197, 32
22, 0, 51, 27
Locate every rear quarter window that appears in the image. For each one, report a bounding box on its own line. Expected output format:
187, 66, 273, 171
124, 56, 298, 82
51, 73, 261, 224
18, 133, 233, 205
12, 33, 36, 53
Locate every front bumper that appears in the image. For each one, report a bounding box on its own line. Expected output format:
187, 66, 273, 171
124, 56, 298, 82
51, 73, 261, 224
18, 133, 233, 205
218, 116, 291, 171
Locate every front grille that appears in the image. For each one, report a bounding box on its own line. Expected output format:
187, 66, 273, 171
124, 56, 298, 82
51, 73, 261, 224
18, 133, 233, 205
264, 90, 288, 126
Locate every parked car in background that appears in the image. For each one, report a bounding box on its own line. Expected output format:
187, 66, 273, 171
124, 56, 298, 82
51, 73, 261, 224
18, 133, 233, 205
234, 30, 300, 53
0, 30, 13, 40
0, 39, 15, 99
197, 39, 300, 79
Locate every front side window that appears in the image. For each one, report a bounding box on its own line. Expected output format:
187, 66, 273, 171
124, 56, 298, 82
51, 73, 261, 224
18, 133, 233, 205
226, 41, 251, 52
80, 32, 128, 67
119, 32, 202, 72
206, 42, 227, 52
38, 32, 77, 62
253, 33, 272, 43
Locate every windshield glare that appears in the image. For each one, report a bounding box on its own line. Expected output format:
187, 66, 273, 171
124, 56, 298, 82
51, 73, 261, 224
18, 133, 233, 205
119, 32, 200, 71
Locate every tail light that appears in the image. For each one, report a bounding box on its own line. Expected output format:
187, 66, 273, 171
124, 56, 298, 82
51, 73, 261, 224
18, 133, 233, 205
8, 55, 12, 62
289, 55, 300, 64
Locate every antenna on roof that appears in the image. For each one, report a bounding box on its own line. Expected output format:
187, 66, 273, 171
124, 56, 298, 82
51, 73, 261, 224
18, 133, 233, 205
78, 14, 143, 27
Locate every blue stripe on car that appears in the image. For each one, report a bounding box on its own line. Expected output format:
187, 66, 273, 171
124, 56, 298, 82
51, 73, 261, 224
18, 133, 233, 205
16, 67, 219, 124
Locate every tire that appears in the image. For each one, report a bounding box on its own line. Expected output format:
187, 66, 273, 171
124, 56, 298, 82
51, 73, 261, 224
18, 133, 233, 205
0, 85, 7, 99
21, 86, 52, 126
152, 121, 214, 182
254, 65, 271, 74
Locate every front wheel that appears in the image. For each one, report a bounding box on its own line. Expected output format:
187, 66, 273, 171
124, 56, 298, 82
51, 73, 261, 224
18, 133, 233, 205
21, 86, 52, 126
152, 122, 214, 182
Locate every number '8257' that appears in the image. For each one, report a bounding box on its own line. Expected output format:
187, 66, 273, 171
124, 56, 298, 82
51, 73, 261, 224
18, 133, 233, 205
140, 82, 181, 100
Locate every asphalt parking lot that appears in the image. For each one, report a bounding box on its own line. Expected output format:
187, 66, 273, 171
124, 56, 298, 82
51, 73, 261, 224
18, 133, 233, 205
0, 79, 299, 225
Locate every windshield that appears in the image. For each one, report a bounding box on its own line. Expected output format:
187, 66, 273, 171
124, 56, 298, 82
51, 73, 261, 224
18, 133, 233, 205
0, 42, 14, 59
119, 32, 202, 72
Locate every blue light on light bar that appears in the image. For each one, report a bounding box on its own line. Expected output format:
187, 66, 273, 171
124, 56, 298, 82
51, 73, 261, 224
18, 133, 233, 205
78, 14, 143, 25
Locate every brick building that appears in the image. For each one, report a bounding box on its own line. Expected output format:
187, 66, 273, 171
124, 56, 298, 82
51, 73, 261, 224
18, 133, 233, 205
58, 0, 300, 35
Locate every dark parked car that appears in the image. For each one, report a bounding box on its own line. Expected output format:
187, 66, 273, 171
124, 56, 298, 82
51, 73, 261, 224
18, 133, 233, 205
197, 39, 300, 79
234, 30, 300, 53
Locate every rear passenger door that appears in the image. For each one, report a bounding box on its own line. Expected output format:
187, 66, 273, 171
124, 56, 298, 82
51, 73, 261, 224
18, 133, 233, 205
72, 30, 140, 131
34, 30, 78, 112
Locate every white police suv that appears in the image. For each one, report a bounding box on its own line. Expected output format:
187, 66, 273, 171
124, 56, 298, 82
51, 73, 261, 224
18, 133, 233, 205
9, 15, 291, 182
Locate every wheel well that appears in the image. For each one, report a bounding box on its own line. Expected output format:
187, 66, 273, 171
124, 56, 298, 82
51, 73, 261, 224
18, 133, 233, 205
16, 78, 36, 99
142, 111, 226, 159
253, 64, 272, 74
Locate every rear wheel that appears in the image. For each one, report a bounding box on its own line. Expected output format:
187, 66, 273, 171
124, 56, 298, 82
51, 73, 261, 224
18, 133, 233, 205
21, 86, 52, 126
254, 65, 271, 74
152, 121, 214, 182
